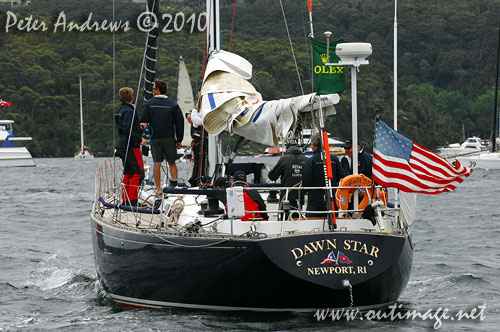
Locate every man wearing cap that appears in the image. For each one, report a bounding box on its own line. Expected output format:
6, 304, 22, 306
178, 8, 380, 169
268, 142, 307, 210
140, 79, 184, 194
232, 170, 269, 221
302, 133, 347, 217
342, 138, 373, 179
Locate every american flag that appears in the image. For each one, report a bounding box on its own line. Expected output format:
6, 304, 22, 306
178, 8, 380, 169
373, 119, 472, 194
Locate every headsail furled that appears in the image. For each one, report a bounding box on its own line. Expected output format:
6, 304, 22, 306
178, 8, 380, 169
199, 50, 340, 146
142, 0, 160, 102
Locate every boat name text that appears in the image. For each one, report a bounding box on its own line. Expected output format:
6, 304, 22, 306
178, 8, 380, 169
290, 239, 379, 260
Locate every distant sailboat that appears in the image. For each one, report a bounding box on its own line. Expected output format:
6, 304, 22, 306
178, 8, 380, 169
176, 56, 195, 158
74, 76, 94, 160
457, 21, 500, 169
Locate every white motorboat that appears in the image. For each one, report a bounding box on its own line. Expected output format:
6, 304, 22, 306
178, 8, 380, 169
457, 23, 500, 170
0, 119, 35, 167
437, 136, 486, 158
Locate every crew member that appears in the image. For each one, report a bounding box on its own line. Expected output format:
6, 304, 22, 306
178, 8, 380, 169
140, 79, 184, 194
114, 87, 146, 206
232, 170, 269, 221
341, 138, 373, 178
186, 91, 205, 187
268, 142, 307, 210
302, 133, 347, 217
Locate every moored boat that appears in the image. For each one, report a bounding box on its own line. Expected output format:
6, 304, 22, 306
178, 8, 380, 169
75, 77, 94, 160
437, 136, 486, 159
0, 119, 35, 167
456, 20, 500, 170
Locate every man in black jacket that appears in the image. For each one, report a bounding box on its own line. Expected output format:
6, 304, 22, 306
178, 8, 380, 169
268, 142, 307, 210
341, 138, 373, 179
114, 87, 146, 206
302, 133, 347, 217
140, 79, 184, 193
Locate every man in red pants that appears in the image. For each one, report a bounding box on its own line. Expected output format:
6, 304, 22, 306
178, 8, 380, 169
114, 87, 146, 206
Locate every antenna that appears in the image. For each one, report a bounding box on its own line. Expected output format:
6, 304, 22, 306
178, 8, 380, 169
324, 31, 332, 63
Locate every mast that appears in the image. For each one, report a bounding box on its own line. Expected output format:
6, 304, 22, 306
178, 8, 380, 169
393, 0, 398, 132
79, 76, 84, 153
393, 0, 399, 207
206, 0, 220, 176
492, 20, 500, 153
307, 0, 315, 92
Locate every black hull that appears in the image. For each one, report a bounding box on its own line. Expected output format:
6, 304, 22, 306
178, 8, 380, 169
91, 215, 413, 311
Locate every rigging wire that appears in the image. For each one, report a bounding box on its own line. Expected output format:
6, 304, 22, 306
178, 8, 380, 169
112, 0, 116, 143
122, 0, 158, 178
279, 0, 304, 95
228, 0, 237, 52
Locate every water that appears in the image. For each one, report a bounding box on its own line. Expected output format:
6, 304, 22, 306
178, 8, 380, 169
0, 158, 499, 331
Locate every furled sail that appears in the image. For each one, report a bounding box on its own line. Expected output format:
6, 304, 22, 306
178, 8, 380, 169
142, 0, 160, 102
199, 50, 340, 146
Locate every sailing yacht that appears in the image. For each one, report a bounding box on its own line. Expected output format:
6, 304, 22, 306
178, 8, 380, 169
176, 56, 195, 159
74, 77, 94, 160
90, 0, 415, 311
457, 23, 500, 170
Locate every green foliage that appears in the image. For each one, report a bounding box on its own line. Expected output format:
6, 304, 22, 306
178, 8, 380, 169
0, 0, 499, 157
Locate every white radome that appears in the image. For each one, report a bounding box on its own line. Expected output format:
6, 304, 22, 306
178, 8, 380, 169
335, 43, 373, 62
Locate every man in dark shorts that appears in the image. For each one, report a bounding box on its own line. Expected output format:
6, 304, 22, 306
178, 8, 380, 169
140, 79, 184, 194
114, 87, 146, 206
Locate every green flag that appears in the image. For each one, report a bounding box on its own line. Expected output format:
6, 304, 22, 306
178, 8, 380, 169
311, 38, 346, 94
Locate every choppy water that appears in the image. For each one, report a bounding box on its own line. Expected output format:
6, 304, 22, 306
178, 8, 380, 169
0, 158, 498, 331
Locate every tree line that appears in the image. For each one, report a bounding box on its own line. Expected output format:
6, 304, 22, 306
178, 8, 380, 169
0, 0, 498, 156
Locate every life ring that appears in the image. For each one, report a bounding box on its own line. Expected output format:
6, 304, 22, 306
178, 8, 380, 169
335, 174, 373, 211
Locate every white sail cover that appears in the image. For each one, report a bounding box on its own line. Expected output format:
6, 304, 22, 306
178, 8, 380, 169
199, 50, 340, 146
176, 56, 195, 147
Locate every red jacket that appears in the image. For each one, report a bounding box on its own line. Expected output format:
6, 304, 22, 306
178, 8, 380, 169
238, 186, 269, 221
